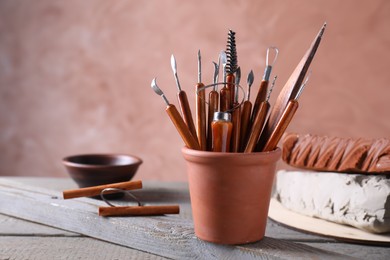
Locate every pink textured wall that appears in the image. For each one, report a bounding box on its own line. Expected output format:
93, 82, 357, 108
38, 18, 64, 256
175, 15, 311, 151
1, 0, 389, 181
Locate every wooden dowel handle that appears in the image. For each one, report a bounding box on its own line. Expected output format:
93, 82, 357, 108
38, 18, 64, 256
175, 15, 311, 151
177, 90, 197, 140
63, 180, 143, 199
244, 101, 270, 153
166, 104, 200, 150
231, 105, 241, 152
219, 87, 231, 112
99, 205, 180, 217
196, 83, 207, 150
262, 100, 299, 152
207, 91, 219, 151
226, 73, 235, 107
239, 101, 252, 152
251, 80, 269, 123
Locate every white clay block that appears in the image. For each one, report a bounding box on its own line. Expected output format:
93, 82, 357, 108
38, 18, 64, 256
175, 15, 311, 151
275, 170, 390, 233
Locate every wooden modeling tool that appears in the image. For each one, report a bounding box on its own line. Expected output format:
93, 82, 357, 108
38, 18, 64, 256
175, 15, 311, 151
207, 60, 221, 151
170, 55, 197, 140
195, 50, 207, 150
251, 47, 279, 123
151, 78, 200, 150
262, 73, 310, 152
225, 29, 238, 107
219, 51, 231, 112
244, 76, 276, 153
239, 70, 254, 152
258, 23, 326, 151
231, 67, 241, 152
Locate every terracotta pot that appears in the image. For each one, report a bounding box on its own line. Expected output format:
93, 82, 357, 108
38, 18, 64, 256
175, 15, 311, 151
182, 147, 281, 245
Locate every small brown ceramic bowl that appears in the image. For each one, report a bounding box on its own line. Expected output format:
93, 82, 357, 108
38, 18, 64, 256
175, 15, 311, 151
63, 154, 142, 198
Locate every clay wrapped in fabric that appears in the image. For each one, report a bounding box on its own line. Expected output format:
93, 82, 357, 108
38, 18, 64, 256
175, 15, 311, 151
282, 133, 390, 173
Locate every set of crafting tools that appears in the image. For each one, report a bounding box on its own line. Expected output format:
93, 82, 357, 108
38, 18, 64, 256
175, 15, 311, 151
151, 23, 326, 153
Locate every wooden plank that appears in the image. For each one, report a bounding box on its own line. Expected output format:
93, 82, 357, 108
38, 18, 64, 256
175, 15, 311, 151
0, 177, 354, 259
299, 242, 390, 260
0, 214, 79, 236
0, 237, 167, 260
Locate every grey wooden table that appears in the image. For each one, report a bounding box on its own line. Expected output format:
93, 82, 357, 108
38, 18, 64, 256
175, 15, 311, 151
0, 177, 388, 260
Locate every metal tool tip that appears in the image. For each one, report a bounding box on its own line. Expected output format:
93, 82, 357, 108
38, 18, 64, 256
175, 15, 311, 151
151, 77, 157, 86
248, 70, 254, 84
319, 23, 327, 37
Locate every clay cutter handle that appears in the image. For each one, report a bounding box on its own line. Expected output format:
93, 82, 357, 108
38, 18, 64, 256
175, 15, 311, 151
166, 104, 200, 150
262, 100, 299, 152
99, 205, 180, 217
63, 180, 143, 199
177, 90, 197, 140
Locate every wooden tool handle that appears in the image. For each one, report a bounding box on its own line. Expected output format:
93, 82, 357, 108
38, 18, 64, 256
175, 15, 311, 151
177, 91, 197, 139
244, 101, 270, 153
251, 80, 269, 123
239, 100, 252, 152
231, 105, 241, 152
166, 104, 200, 150
219, 87, 231, 112
99, 205, 180, 217
195, 83, 207, 150
207, 90, 219, 151
212, 120, 232, 152
262, 100, 299, 152
63, 180, 143, 199
226, 73, 235, 107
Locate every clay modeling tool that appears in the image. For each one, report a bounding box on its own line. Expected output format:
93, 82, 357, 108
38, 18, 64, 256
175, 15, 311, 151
98, 188, 180, 217
63, 180, 143, 199
251, 47, 279, 123
206, 59, 221, 151
230, 67, 241, 152
219, 51, 231, 112
239, 70, 254, 152
244, 76, 276, 153
211, 111, 233, 152
262, 73, 310, 152
195, 50, 207, 150
151, 78, 200, 150
259, 23, 326, 150
170, 55, 197, 139
225, 29, 238, 107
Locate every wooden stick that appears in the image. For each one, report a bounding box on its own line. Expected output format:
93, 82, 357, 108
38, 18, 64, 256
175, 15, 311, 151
196, 83, 207, 150
231, 105, 241, 152
63, 180, 143, 199
251, 80, 269, 123
226, 73, 235, 107
239, 100, 252, 152
206, 90, 219, 151
219, 86, 231, 112
99, 205, 180, 217
166, 104, 200, 150
177, 90, 197, 140
244, 101, 270, 153
262, 100, 299, 152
